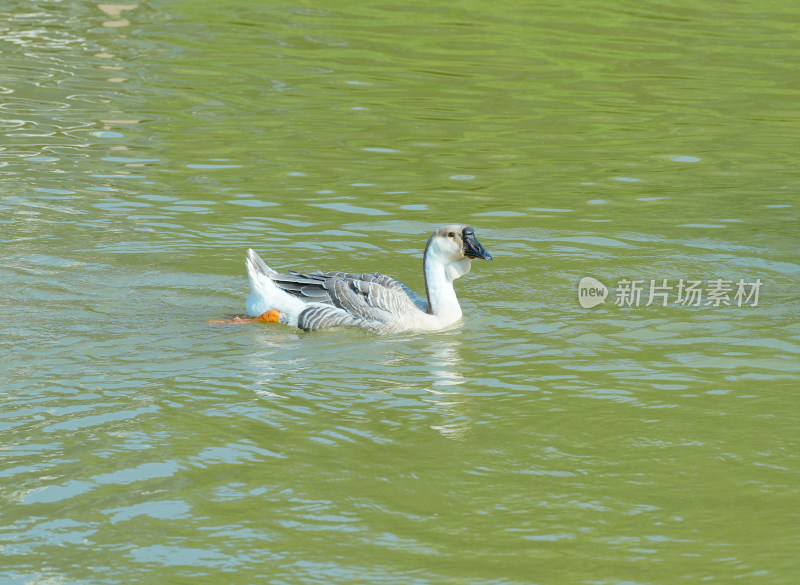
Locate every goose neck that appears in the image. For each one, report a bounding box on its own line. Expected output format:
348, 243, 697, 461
423, 248, 462, 322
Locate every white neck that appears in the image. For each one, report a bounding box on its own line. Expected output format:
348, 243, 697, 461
424, 250, 471, 325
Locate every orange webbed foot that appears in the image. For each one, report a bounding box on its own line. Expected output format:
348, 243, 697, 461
207, 315, 254, 325
255, 309, 280, 323
207, 310, 280, 326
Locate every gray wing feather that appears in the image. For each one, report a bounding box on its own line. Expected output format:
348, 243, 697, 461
300, 285, 329, 300
287, 271, 427, 332
394, 280, 427, 312
367, 274, 428, 313
298, 305, 362, 332
270, 270, 428, 314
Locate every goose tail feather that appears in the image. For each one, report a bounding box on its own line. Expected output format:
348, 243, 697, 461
245, 248, 305, 325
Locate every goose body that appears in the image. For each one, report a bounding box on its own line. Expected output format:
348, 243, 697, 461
244, 224, 492, 334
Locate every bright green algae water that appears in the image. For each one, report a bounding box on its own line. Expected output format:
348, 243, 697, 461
1, 1, 798, 584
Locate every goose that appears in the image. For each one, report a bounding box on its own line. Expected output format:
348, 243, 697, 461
243, 224, 492, 334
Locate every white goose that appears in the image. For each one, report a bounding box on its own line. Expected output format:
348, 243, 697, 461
244, 224, 492, 334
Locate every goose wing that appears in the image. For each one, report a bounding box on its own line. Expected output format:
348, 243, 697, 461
268, 270, 332, 303
270, 271, 425, 332
373, 274, 428, 312
270, 270, 428, 312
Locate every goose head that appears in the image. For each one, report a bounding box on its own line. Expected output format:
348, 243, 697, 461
425, 224, 493, 281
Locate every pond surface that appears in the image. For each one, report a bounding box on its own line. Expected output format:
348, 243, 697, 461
1, 1, 798, 584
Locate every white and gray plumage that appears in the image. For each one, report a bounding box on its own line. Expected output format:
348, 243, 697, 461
244, 224, 493, 334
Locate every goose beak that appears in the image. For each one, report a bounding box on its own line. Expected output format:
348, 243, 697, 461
462, 227, 493, 261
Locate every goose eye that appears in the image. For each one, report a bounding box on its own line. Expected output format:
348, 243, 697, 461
448, 232, 455, 238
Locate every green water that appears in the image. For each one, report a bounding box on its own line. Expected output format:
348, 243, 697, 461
1, 1, 798, 583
